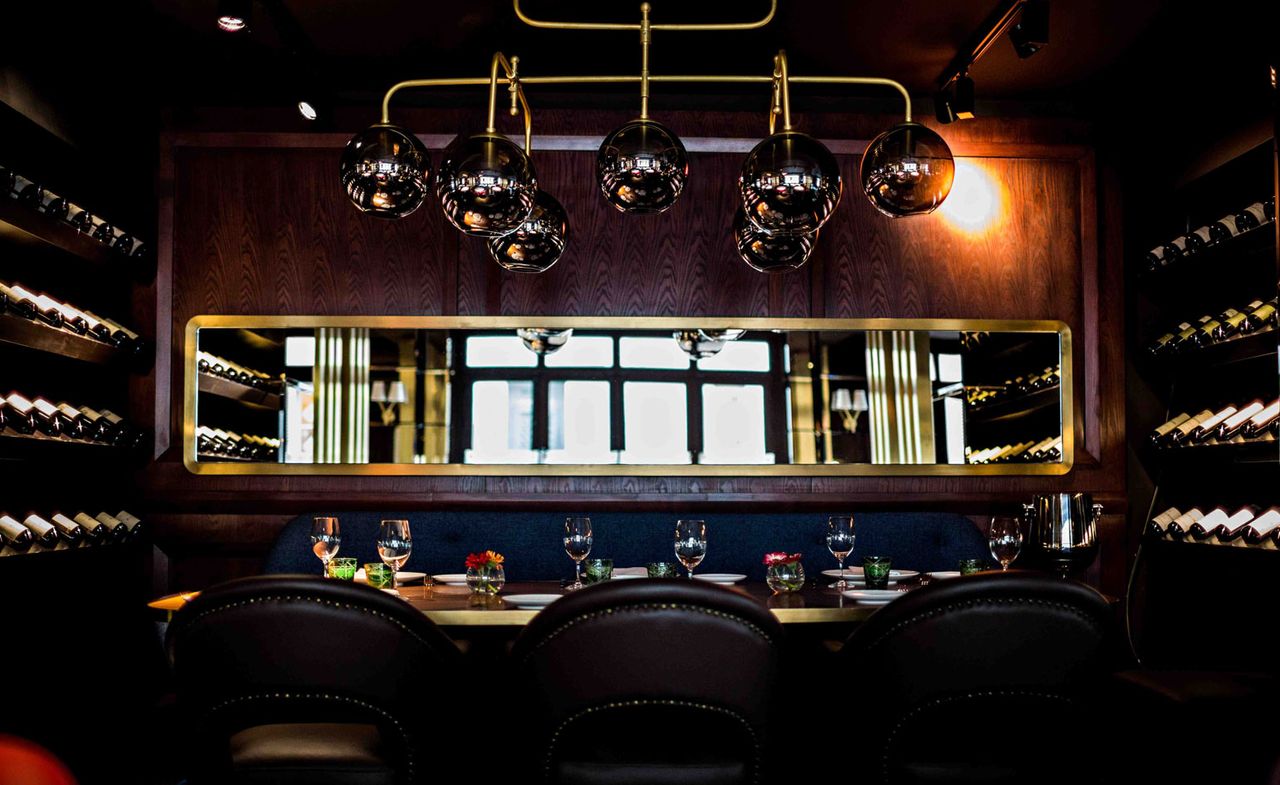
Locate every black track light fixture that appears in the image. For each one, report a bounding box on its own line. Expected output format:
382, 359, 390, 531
217, 0, 251, 32
1009, 0, 1050, 59
952, 74, 976, 120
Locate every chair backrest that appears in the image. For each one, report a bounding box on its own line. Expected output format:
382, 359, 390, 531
838, 571, 1118, 785
511, 579, 785, 785
168, 575, 463, 783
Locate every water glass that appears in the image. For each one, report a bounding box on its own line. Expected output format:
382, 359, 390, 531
647, 562, 678, 578
863, 555, 892, 589
989, 515, 1023, 571
958, 558, 985, 576
583, 558, 614, 584
364, 562, 395, 589
674, 519, 707, 579
377, 519, 412, 579
826, 515, 856, 589
327, 557, 357, 581
310, 516, 341, 574
564, 517, 593, 590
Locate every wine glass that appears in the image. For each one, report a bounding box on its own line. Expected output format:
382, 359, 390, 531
674, 519, 707, 579
310, 516, 341, 576
989, 515, 1023, 571
377, 519, 413, 584
826, 515, 856, 589
564, 517, 593, 590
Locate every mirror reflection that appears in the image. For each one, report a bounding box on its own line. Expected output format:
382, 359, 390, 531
189, 320, 1069, 471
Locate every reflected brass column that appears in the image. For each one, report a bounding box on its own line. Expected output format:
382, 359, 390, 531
315, 327, 371, 464
865, 330, 935, 464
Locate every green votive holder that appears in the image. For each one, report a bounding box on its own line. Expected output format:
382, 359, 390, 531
583, 558, 614, 584
647, 562, 678, 578
958, 558, 985, 576
863, 556, 892, 589
364, 563, 395, 589
327, 557, 357, 581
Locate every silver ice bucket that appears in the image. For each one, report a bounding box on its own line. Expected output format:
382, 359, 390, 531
1022, 493, 1103, 577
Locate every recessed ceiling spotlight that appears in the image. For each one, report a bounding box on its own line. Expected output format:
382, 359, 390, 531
297, 100, 318, 121
217, 0, 251, 32
1009, 0, 1049, 59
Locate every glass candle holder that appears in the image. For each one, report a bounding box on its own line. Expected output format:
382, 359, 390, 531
364, 562, 395, 589
583, 558, 614, 584
863, 556, 893, 589
327, 557, 358, 581
647, 562, 679, 578
766, 560, 806, 593
959, 558, 985, 576
466, 564, 506, 595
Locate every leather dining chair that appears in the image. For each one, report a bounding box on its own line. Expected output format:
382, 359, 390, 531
167, 575, 465, 785
834, 570, 1119, 785
511, 579, 786, 785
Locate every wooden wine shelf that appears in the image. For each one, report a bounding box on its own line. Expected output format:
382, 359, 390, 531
198, 371, 283, 409
0, 429, 131, 463
0, 198, 115, 267
1152, 327, 1278, 371
1155, 437, 1279, 467
966, 384, 1061, 423
196, 451, 274, 463
0, 311, 122, 365
1139, 223, 1277, 299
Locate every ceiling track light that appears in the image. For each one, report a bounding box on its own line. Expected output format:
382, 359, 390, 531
340, 0, 954, 275
216, 0, 251, 32
935, 0, 1048, 117
1009, 0, 1050, 59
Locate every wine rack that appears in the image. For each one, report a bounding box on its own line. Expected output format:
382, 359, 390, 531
194, 329, 289, 463
0, 510, 145, 557
957, 333, 1063, 464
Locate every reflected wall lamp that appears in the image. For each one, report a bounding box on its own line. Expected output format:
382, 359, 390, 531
831, 388, 869, 433
340, 0, 955, 274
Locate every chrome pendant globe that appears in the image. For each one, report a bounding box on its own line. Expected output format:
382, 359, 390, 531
733, 209, 816, 273
517, 327, 572, 355
673, 328, 748, 359
436, 132, 537, 237
740, 131, 842, 236
860, 122, 955, 217
597, 119, 689, 214
339, 124, 431, 218
488, 191, 569, 273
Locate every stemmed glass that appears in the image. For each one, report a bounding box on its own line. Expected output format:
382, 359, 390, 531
989, 515, 1023, 571
377, 519, 413, 584
310, 517, 341, 576
564, 517, 593, 590
674, 519, 707, 579
826, 515, 856, 589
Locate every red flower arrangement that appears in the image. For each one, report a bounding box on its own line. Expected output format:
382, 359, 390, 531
763, 551, 802, 566
465, 550, 505, 569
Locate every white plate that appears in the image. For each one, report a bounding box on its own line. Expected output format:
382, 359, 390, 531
842, 589, 907, 604
354, 569, 427, 585
693, 573, 748, 584
929, 571, 962, 580
822, 568, 919, 580
431, 573, 469, 586
503, 594, 563, 609
610, 573, 647, 580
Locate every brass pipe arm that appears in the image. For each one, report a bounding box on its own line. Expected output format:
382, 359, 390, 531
513, 0, 776, 32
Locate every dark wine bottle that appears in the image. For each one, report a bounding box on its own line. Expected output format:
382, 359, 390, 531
1192, 316, 1222, 348
1218, 400, 1266, 440
68, 207, 95, 234
1242, 399, 1280, 438
1147, 507, 1181, 538
115, 510, 143, 539
0, 165, 13, 198
1168, 318, 1207, 352
1165, 509, 1204, 539
1150, 412, 1190, 446
1213, 305, 1252, 340
71, 512, 109, 545
21, 514, 60, 550
1242, 509, 1280, 545
54, 404, 88, 439
30, 399, 67, 437
90, 220, 115, 245
1167, 409, 1214, 445
1160, 236, 1188, 266
1234, 201, 1270, 232
80, 310, 140, 351
1208, 213, 1241, 244
1183, 225, 1214, 254
38, 190, 69, 221
76, 406, 114, 442
1189, 508, 1230, 540
1143, 246, 1168, 272
0, 514, 35, 552
0, 282, 37, 320
1241, 299, 1277, 333
4, 394, 38, 435
1189, 405, 1237, 442
1216, 508, 1259, 543
95, 512, 128, 542
48, 514, 85, 548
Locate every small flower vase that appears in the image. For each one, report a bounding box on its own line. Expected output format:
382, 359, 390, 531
466, 564, 505, 595
766, 561, 805, 593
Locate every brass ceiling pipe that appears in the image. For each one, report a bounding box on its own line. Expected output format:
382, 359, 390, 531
486, 52, 533, 152
513, 0, 777, 32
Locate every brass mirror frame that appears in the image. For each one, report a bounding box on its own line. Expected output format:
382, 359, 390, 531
184, 315, 1073, 476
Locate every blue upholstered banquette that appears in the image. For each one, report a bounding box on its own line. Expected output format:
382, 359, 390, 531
265, 511, 989, 582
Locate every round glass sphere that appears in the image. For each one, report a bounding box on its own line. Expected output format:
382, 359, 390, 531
516, 327, 573, 355
488, 191, 569, 273
597, 119, 689, 214
673, 328, 749, 359
740, 131, 842, 236
436, 132, 537, 237
860, 122, 955, 217
733, 209, 817, 273
339, 124, 431, 219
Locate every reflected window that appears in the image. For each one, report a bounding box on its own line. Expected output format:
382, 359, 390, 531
622, 381, 690, 463
466, 380, 535, 463
466, 336, 538, 368
697, 341, 770, 372
702, 384, 771, 464
544, 336, 615, 368
547, 380, 612, 463
619, 337, 690, 369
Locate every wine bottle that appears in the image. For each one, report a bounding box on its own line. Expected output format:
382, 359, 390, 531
0, 165, 13, 197
1192, 316, 1223, 348
68, 207, 95, 234
1217, 508, 1259, 543
76, 406, 113, 442
38, 190, 69, 221
5, 394, 39, 435
0, 282, 38, 320
1213, 305, 1252, 340
90, 220, 115, 245
1147, 507, 1182, 537
29, 399, 65, 437
1218, 400, 1266, 440
1208, 213, 1241, 244
48, 514, 85, 548
21, 514, 60, 550
1166, 509, 1205, 539
1170, 316, 1212, 351
1241, 299, 1277, 333
16, 181, 47, 210
0, 514, 35, 553
1242, 399, 1280, 438
10, 286, 64, 328
1160, 236, 1188, 266
94, 512, 128, 542
1241, 509, 1280, 545
1144, 246, 1169, 272
1150, 412, 1190, 445
72, 512, 109, 544
1183, 225, 1215, 254
79, 310, 140, 351
1189, 405, 1237, 442
111, 233, 136, 255
97, 410, 131, 446
1167, 409, 1214, 445
1234, 201, 1270, 231
115, 510, 143, 539
1189, 508, 1231, 540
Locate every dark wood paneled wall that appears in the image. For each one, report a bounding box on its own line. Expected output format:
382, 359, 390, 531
139, 109, 1126, 590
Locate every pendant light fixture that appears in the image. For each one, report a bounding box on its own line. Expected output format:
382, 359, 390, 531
517, 327, 573, 355
674, 328, 748, 359
343, 0, 954, 275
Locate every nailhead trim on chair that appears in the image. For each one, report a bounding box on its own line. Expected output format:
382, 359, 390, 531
207, 691, 414, 782
522, 602, 776, 662
881, 690, 1075, 785
861, 596, 1105, 656
545, 699, 761, 785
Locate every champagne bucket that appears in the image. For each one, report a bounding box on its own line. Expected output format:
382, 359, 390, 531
1022, 493, 1103, 577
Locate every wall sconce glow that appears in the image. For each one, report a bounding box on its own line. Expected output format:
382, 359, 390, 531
938, 160, 1002, 234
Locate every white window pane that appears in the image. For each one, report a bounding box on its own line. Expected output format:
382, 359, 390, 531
944, 395, 966, 464
697, 340, 771, 372
622, 381, 690, 463
937, 353, 964, 383
619, 337, 690, 370
544, 336, 615, 368
466, 380, 534, 463
701, 384, 772, 464
285, 335, 315, 367
284, 382, 314, 463
466, 336, 538, 368
547, 381, 612, 462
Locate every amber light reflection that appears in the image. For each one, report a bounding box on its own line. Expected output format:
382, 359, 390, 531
938, 160, 1004, 235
